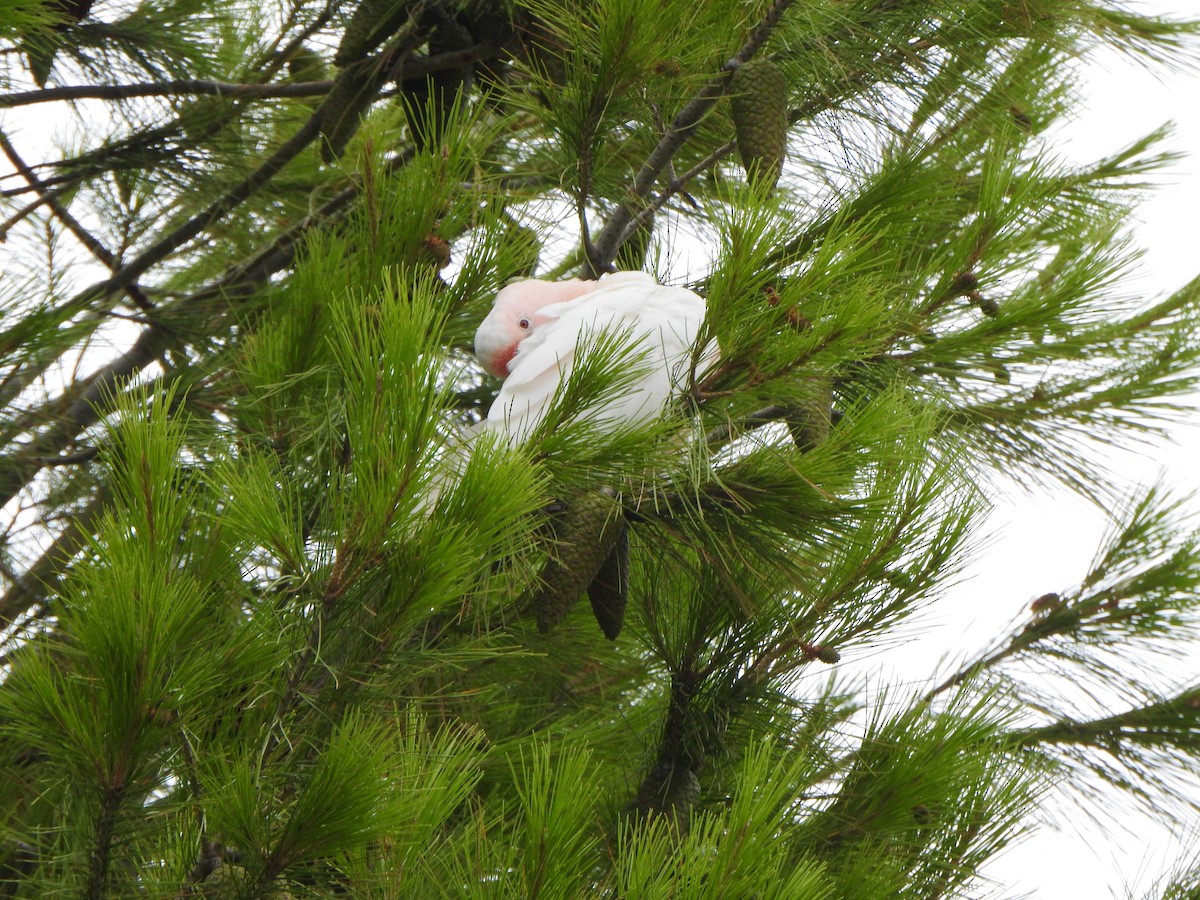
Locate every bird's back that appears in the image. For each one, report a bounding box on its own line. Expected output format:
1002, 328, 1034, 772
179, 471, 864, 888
484, 271, 709, 440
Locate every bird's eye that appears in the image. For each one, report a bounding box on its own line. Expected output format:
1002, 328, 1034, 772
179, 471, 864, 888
518, 318, 531, 330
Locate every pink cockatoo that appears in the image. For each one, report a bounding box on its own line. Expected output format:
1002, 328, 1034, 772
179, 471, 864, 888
471, 270, 713, 638
473, 270, 711, 442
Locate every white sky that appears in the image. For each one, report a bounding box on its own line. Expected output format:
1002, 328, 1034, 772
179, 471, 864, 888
948, 6, 1200, 895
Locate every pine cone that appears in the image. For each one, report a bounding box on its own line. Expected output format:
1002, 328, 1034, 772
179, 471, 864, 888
588, 521, 629, 640
531, 490, 626, 635
729, 59, 788, 191
284, 46, 328, 83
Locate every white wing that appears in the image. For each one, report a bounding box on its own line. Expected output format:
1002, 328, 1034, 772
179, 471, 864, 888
482, 271, 709, 441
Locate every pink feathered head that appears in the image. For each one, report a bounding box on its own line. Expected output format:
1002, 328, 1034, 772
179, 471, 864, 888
474, 278, 598, 377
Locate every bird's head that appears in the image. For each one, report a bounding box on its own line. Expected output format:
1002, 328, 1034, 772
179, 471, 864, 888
474, 278, 597, 378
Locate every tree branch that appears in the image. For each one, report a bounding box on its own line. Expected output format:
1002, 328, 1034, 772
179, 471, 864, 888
0, 488, 110, 634
614, 140, 736, 251
0, 181, 71, 238
0, 325, 172, 510
0, 102, 335, 495
924, 594, 1081, 702
0, 45, 492, 109
59, 109, 326, 314
0, 144, 407, 561
0, 129, 154, 313
0, 78, 333, 108
1009, 685, 1200, 750
585, 0, 797, 274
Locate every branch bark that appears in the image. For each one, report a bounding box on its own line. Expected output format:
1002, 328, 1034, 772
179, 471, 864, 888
0, 79, 333, 107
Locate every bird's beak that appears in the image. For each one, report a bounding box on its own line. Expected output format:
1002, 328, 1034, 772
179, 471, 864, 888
474, 319, 515, 378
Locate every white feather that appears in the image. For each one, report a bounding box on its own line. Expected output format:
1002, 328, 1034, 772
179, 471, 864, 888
480, 271, 712, 441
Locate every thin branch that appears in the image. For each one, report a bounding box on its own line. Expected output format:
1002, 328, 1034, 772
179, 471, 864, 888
0, 182, 71, 238
58, 109, 326, 314
0, 101, 333, 485
265, 543, 355, 759
617, 139, 737, 251
10, 33, 488, 336
262, 0, 340, 79
28, 447, 100, 466
585, 0, 797, 274
1010, 686, 1200, 749
925, 641, 1020, 703
0, 326, 171, 511
0, 490, 110, 633
924, 597, 1076, 702
702, 403, 793, 448
0, 79, 333, 108
0, 45, 491, 109
172, 724, 221, 897
0, 130, 155, 313
88, 783, 124, 899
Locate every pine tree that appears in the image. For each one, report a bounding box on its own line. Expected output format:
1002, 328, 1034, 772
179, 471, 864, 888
2, 0, 1200, 896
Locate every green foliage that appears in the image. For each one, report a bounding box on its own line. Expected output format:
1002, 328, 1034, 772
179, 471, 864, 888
0, 2, 55, 40
611, 739, 835, 899
2, 0, 1200, 896
802, 693, 1036, 897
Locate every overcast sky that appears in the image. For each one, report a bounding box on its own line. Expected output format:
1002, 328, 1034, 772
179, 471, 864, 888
961, 5, 1200, 894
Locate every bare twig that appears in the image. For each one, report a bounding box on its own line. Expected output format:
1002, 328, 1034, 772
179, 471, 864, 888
1009, 687, 1200, 749
4, 31, 487, 341
59, 110, 326, 313
702, 404, 793, 448
0, 103, 332, 491
0, 182, 71, 238
617, 139, 737, 251
27, 447, 100, 465
0, 324, 172, 511
924, 597, 1077, 702
262, 0, 341, 80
